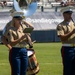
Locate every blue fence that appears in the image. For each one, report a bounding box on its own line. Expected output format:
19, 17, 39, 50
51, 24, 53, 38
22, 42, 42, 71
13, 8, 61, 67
31, 30, 60, 42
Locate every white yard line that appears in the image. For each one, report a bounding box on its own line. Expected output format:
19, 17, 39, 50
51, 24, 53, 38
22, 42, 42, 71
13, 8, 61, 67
0, 62, 62, 65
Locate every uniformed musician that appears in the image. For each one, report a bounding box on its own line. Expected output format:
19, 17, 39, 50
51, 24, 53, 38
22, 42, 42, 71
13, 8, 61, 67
2, 11, 33, 50
2, 11, 33, 75
57, 6, 75, 75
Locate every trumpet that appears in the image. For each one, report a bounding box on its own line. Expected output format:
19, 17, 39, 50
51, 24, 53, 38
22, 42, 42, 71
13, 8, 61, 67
13, 0, 37, 17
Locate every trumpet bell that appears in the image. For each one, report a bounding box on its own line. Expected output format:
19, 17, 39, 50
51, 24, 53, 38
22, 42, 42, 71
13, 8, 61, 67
14, 0, 37, 17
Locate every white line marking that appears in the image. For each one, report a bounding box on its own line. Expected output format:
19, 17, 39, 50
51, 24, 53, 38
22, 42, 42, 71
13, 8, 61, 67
0, 62, 62, 65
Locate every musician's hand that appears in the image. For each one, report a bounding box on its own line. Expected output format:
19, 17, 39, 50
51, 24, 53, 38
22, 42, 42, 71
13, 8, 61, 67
8, 45, 12, 51
29, 45, 33, 48
20, 34, 26, 40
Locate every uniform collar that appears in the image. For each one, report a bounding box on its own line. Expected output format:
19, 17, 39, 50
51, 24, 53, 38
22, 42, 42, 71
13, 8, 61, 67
63, 20, 74, 25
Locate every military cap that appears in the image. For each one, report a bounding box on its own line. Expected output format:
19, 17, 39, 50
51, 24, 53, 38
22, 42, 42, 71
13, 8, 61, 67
60, 6, 73, 14
11, 11, 25, 19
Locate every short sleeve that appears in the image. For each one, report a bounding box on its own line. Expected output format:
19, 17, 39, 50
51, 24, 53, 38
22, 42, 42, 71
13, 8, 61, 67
56, 25, 64, 36
2, 22, 10, 36
3, 21, 12, 37
7, 29, 14, 42
2, 26, 9, 38
2, 27, 6, 35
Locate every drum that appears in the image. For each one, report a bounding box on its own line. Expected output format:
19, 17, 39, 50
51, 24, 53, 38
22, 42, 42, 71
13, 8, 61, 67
26, 49, 39, 75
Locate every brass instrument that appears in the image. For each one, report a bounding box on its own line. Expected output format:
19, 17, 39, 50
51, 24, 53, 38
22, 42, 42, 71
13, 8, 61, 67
13, 0, 37, 17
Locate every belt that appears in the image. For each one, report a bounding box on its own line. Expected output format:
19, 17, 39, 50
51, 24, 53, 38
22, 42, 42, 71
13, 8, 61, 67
62, 44, 75, 47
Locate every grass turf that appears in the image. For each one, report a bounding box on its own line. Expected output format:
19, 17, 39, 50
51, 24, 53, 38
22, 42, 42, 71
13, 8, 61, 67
0, 43, 63, 75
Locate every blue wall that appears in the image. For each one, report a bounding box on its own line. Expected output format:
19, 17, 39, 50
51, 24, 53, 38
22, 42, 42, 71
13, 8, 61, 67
31, 30, 60, 42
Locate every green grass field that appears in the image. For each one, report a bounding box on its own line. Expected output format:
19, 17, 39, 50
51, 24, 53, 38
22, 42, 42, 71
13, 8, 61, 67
0, 43, 63, 75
